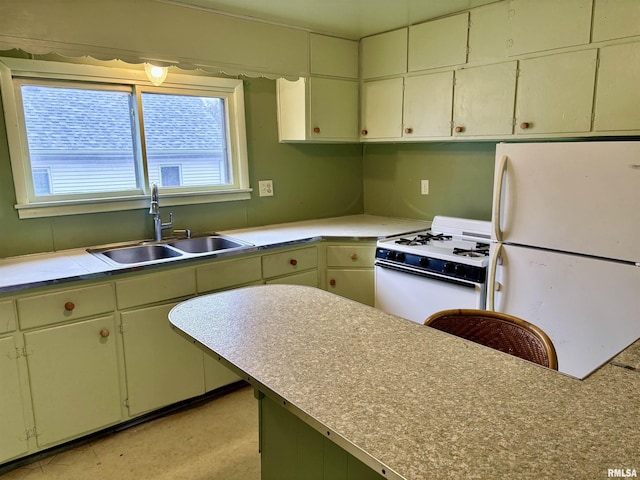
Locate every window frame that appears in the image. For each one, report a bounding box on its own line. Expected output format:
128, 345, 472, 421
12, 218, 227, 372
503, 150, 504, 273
0, 57, 251, 219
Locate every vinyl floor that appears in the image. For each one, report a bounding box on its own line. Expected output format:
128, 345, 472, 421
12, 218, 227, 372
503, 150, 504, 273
1, 385, 260, 480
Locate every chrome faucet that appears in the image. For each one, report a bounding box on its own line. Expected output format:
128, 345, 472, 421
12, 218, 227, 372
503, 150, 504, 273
149, 184, 173, 241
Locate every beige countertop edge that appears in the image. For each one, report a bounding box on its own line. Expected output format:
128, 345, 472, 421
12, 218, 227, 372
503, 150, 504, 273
0, 215, 430, 294
169, 285, 640, 480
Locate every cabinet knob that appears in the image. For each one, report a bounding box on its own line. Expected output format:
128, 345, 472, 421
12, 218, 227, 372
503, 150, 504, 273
454, 126, 465, 133
289, 259, 298, 266
329, 279, 336, 287
361, 129, 368, 136
99, 329, 110, 338
313, 127, 320, 134
350, 253, 358, 261
64, 301, 75, 311
520, 122, 531, 130
404, 127, 413, 134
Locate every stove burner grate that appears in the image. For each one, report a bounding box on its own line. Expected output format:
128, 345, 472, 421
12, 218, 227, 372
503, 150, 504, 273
453, 243, 490, 257
394, 232, 453, 246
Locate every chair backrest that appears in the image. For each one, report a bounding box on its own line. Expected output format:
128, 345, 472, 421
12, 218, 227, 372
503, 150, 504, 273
424, 309, 558, 369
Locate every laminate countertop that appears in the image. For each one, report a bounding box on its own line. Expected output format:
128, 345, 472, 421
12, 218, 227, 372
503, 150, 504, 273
0, 215, 430, 293
169, 284, 640, 480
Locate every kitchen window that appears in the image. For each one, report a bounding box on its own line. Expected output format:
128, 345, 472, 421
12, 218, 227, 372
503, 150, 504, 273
0, 57, 250, 218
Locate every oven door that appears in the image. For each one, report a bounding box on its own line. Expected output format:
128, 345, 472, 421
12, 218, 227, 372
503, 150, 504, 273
374, 263, 486, 324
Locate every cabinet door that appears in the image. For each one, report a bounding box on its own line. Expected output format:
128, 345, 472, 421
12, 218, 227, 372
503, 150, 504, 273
593, 42, 640, 132
326, 269, 374, 306
121, 303, 205, 416
24, 315, 122, 447
0, 336, 30, 463
361, 78, 404, 140
310, 34, 358, 78
360, 28, 407, 79
515, 49, 597, 135
507, 0, 592, 56
403, 72, 453, 138
592, 0, 640, 42
408, 13, 469, 72
309, 77, 359, 141
453, 62, 517, 137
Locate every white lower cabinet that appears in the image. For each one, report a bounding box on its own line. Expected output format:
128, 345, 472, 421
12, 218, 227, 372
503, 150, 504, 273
24, 315, 122, 448
121, 303, 205, 416
0, 335, 30, 463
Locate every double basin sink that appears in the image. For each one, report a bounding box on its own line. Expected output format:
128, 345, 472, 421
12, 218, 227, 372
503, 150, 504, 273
88, 235, 254, 266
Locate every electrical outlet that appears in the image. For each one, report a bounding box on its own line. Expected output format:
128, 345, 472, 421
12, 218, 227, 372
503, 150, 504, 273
421, 179, 430, 195
258, 180, 274, 197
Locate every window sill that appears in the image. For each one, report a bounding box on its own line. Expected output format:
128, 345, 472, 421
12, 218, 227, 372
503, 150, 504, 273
15, 189, 253, 219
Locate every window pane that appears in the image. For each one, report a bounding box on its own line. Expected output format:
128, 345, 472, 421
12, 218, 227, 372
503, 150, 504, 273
160, 165, 181, 187
21, 85, 138, 196
141, 93, 230, 188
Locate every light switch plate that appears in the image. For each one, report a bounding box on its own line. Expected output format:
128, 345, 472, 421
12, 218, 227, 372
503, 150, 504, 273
421, 179, 429, 195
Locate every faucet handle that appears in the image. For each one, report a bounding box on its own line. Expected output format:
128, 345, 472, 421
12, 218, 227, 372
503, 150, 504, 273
174, 229, 192, 239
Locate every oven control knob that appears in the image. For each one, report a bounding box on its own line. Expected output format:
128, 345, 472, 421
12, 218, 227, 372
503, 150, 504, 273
419, 257, 429, 268
394, 252, 405, 262
444, 263, 455, 274
454, 264, 467, 277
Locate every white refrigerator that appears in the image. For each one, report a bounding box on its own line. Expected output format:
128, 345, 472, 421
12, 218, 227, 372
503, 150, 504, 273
488, 141, 640, 379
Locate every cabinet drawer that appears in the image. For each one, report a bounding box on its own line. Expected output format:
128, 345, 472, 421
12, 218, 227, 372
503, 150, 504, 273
197, 256, 262, 293
116, 267, 196, 309
17, 284, 115, 330
262, 247, 318, 279
326, 245, 375, 268
0, 300, 16, 334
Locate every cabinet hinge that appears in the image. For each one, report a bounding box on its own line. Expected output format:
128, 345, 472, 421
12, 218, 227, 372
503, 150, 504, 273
123, 398, 130, 408
10, 346, 34, 359
118, 324, 127, 334
21, 427, 39, 440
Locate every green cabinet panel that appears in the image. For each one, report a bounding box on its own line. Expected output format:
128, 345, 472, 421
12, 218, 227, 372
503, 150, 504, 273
593, 42, 640, 132
326, 269, 374, 306
0, 300, 16, 334
408, 13, 469, 72
360, 29, 407, 79
115, 267, 196, 309
121, 303, 205, 416
507, 0, 593, 56
361, 78, 404, 140
403, 71, 454, 138
592, 0, 640, 42
310, 34, 358, 78
262, 246, 318, 279
515, 49, 597, 134
196, 255, 262, 293
309, 77, 359, 141
467, 2, 511, 63
24, 315, 122, 447
453, 61, 517, 136
0, 335, 30, 463
265, 270, 318, 287
260, 395, 383, 480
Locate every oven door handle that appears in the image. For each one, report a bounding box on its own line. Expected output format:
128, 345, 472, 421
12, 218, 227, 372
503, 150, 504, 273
375, 261, 479, 289
486, 242, 502, 311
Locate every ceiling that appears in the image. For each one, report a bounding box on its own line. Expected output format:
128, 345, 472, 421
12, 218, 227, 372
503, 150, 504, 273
165, 0, 499, 39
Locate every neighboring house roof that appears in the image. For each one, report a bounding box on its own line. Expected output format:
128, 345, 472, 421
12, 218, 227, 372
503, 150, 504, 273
21, 85, 225, 152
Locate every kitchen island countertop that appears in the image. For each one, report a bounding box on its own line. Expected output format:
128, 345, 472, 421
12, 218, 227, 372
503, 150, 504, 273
169, 284, 640, 480
0, 215, 430, 293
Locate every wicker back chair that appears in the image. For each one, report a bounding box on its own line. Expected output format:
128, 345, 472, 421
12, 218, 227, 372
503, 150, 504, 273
424, 309, 558, 369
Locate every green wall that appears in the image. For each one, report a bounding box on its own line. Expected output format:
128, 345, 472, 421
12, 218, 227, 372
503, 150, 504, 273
362, 142, 495, 221
0, 75, 364, 258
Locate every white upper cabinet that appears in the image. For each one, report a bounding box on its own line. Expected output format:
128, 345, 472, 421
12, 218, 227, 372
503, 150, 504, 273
360, 28, 408, 79
403, 72, 454, 138
515, 49, 597, 135
593, 42, 640, 132
507, 0, 593, 56
453, 62, 517, 137
408, 13, 469, 72
592, 0, 640, 42
310, 33, 358, 78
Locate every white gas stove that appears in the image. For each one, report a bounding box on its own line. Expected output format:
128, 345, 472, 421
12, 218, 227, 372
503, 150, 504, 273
374, 216, 491, 324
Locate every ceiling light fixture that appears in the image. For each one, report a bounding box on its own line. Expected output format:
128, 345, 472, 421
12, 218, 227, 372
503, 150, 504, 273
144, 63, 168, 86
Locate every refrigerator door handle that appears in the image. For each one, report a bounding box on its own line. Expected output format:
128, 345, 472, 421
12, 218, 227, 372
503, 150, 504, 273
487, 242, 503, 311
492, 154, 508, 242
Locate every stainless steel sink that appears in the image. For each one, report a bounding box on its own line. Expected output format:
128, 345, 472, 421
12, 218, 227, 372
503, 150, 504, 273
168, 235, 251, 254
87, 234, 254, 266
99, 244, 183, 264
